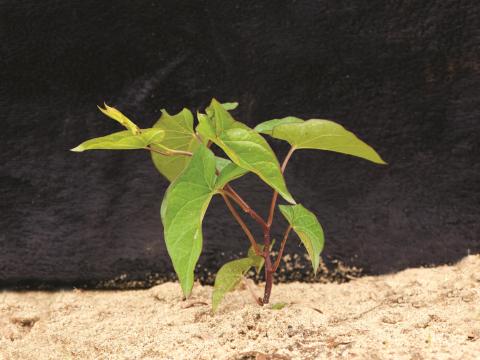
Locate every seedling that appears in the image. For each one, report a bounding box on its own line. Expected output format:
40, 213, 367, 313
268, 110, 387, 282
72, 99, 386, 311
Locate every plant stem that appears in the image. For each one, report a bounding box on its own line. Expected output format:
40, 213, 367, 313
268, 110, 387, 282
242, 278, 263, 306
221, 193, 262, 256
262, 146, 296, 304
267, 146, 296, 227
262, 230, 273, 304
272, 225, 292, 272
224, 185, 268, 230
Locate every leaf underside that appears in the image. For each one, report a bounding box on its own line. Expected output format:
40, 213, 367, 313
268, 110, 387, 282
279, 204, 325, 274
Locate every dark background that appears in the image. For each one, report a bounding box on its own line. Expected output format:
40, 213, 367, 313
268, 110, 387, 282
1, 0, 479, 288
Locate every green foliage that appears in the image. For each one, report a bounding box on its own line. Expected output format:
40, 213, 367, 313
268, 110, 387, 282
211, 246, 265, 311
151, 109, 200, 181
98, 103, 141, 135
212, 258, 254, 312
71, 129, 165, 152
161, 145, 217, 297
253, 117, 303, 135
279, 204, 325, 273
220, 102, 239, 111
214, 158, 249, 190
256, 117, 386, 164
72, 99, 386, 311
161, 145, 250, 297
197, 99, 295, 204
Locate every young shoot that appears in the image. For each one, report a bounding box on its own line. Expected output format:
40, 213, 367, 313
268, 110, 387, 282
72, 99, 386, 311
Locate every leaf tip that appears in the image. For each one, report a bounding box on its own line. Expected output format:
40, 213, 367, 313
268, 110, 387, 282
285, 194, 296, 205
97, 102, 108, 113
371, 153, 388, 165
70, 145, 84, 152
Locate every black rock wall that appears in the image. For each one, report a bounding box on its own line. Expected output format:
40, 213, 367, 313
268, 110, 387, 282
1, 0, 479, 288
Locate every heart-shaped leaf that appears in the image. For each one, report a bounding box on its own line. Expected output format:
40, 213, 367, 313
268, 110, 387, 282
161, 144, 217, 297
279, 204, 325, 273
212, 258, 254, 311
151, 109, 200, 181
256, 117, 386, 164
197, 99, 295, 204
71, 128, 165, 152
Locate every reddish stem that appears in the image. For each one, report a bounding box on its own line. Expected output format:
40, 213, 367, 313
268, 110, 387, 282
262, 230, 273, 304
224, 185, 268, 230
267, 146, 296, 227
272, 225, 292, 272
262, 146, 296, 304
221, 193, 262, 256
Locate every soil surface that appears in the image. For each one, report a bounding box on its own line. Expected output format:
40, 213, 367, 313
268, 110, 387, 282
1, 255, 479, 360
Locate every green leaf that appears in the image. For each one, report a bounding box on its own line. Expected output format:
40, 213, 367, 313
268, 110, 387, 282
70, 128, 165, 152
257, 117, 386, 164
214, 158, 249, 190
221, 102, 239, 111
199, 99, 295, 204
161, 144, 217, 297
151, 109, 200, 181
279, 204, 325, 273
98, 103, 141, 135
253, 117, 303, 135
212, 258, 253, 312
196, 112, 216, 141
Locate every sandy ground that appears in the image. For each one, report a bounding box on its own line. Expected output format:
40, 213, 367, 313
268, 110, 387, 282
1, 255, 479, 360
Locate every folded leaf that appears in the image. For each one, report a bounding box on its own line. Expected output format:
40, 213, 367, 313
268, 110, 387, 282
151, 109, 200, 181
161, 145, 217, 297
257, 117, 386, 164
212, 258, 254, 311
98, 103, 141, 135
198, 99, 295, 204
71, 128, 164, 152
279, 204, 324, 273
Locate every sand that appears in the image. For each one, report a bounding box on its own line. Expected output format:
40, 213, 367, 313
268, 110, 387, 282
1, 255, 479, 360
